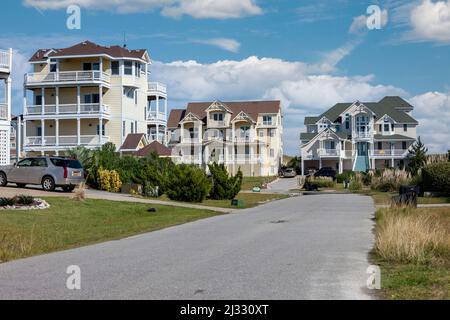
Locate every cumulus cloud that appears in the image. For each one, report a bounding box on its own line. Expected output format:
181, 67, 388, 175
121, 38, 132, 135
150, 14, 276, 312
409, 91, 450, 152
23, 0, 263, 18
406, 0, 450, 42
192, 38, 241, 53
161, 0, 262, 19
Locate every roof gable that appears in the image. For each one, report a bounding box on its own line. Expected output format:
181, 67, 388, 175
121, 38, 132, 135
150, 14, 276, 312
120, 133, 148, 151
205, 101, 233, 114
232, 111, 256, 123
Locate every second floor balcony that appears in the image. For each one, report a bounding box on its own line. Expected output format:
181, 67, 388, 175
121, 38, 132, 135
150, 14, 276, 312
0, 49, 11, 73
369, 149, 409, 158
25, 71, 111, 87
24, 103, 110, 117
147, 111, 166, 122
148, 82, 167, 96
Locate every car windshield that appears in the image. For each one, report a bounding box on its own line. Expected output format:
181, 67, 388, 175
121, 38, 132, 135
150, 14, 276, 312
50, 158, 83, 169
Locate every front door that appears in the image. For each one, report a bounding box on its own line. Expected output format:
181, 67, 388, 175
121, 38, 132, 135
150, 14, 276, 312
357, 142, 368, 156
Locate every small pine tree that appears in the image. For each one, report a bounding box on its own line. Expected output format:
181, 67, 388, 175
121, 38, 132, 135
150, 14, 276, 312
166, 164, 211, 202
408, 136, 428, 176
208, 163, 243, 200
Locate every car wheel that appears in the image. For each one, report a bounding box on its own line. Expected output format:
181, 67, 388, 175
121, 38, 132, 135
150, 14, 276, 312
42, 176, 56, 192
16, 183, 26, 188
62, 186, 76, 193
0, 172, 7, 187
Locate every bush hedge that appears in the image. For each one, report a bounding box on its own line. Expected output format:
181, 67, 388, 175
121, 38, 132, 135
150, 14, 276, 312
336, 171, 354, 184
208, 163, 243, 200
422, 162, 450, 195
166, 164, 212, 202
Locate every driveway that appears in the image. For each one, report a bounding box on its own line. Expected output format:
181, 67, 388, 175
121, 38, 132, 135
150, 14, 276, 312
0, 193, 375, 300
265, 177, 299, 193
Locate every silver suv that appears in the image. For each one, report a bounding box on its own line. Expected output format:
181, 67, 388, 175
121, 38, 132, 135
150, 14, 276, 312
0, 157, 85, 192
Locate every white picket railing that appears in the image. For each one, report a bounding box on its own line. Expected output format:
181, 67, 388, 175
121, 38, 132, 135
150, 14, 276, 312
25, 135, 109, 147
148, 82, 167, 94
147, 111, 166, 121
370, 149, 408, 157
0, 50, 11, 70
25, 71, 110, 85
25, 104, 109, 115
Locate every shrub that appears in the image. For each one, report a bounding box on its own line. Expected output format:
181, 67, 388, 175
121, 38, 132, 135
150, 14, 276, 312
375, 209, 449, 264
347, 173, 363, 191
422, 162, 450, 195
15, 195, 35, 205
370, 169, 412, 192
306, 176, 335, 188
408, 137, 428, 176
336, 171, 354, 184
0, 197, 16, 206
208, 163, 243, 200
166, 165, 212, 202
98, 168, 122, 193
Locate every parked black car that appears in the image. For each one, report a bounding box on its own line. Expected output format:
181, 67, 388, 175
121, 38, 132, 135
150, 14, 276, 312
313, 167, 337, 180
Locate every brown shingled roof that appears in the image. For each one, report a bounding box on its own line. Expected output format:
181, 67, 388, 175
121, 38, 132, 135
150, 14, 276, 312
136, 141, 172, 157
186, 101, 281, 123
119, 133, 147, 151
167, 109, 186, 128
29, 41, 149, 62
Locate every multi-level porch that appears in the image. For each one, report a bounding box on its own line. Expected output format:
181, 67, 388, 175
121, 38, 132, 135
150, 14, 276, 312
0, 49, 12, 165
23, 118, 110, 155
147, 82, 167, 144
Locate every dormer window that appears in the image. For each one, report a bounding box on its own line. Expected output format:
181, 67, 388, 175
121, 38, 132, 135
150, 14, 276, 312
263, 115, 273, 126
212, 113, 223, 121
403, 124, 407, 132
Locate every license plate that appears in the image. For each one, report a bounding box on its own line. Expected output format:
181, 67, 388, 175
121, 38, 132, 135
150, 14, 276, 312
72, 171, 81, 177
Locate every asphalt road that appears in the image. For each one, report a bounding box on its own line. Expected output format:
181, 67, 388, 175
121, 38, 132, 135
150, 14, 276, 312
0, 194, 375, 300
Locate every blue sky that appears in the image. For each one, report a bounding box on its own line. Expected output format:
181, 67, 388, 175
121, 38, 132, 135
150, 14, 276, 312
1, 0, 450, 154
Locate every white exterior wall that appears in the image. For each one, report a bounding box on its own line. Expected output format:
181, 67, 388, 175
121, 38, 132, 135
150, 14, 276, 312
0, 49, 12, 166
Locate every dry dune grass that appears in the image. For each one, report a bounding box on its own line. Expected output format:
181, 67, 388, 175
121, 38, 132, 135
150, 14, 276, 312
376, 208, 450, 265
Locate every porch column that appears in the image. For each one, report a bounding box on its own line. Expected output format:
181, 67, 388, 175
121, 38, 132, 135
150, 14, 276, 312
156, 123, 159, 142
55, 119, 59, 147
339, 158, 343, 174
99, 118, 103, 145
23, 120, 27, 152
41, 88, 45, 115
55, 87, 59, 114
41, 119, 45, 146
23, 85, 27, 116
99, 85, 103, 111
319, 157, 323, 169
250, 145, 254, 176
77, 118, 81, 145
164, 98, 168, 145
156, 96, 160, 115
17, 116, 21, 162
391, 142, 395, 168
77, 85, 81, 114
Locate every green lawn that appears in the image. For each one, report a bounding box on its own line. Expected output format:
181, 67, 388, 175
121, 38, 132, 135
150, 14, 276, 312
0, 197, 221, 263
241, 176, 277, 190
158, 192, 289, 209
373, 207, 450, 300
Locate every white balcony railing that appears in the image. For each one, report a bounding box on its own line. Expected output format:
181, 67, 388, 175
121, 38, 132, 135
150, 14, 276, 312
147, 111, 166, 121
25, 104, 109, 116
318, 149, 340, 157
0, 103, 7, 120
0, 49, 11, 71
353, 131, 374, 139
370, 149, 408, 157
25, 71, 110, 85
148, 82, 167, 95
25, 135, 109, 147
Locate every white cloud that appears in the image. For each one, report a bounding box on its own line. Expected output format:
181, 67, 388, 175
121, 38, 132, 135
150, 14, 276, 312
192, 38, 241, 53
406, 0, 450, 42
162, 0, 262, 19
409, 91, 450, 153
23, 0, 262, 18
349, 9, 389, 33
